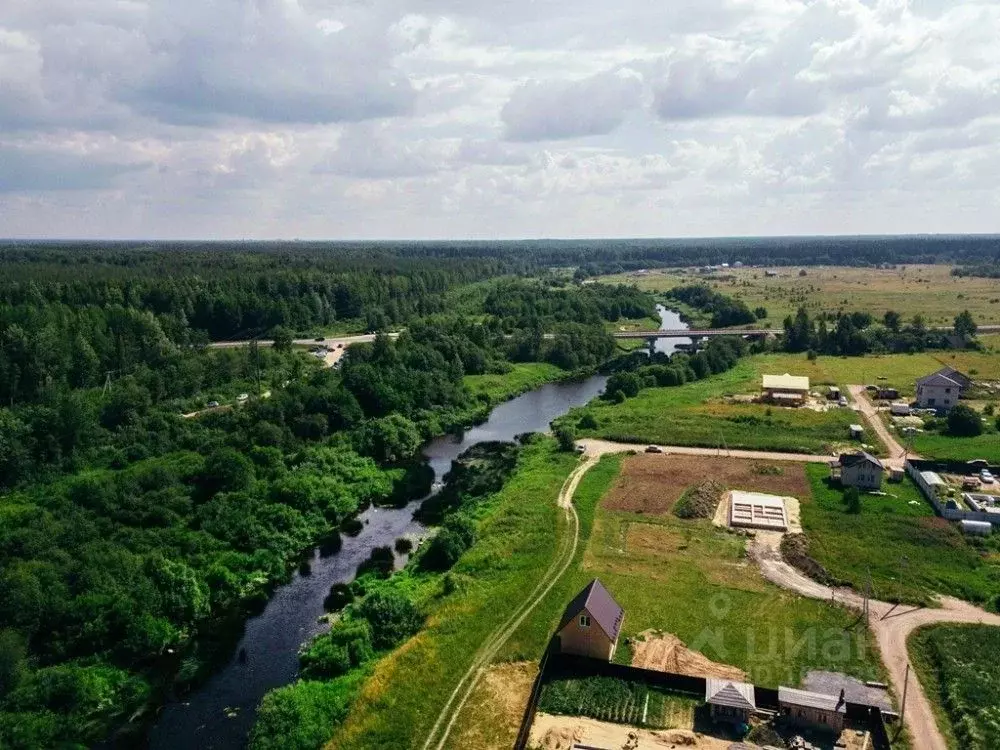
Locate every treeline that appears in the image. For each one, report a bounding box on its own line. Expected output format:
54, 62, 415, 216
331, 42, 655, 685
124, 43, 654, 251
664, 284, 760, 327
781, 308, 977, 355
952, 264, 1000, 279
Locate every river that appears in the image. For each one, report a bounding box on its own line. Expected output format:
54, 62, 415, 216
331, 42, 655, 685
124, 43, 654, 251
146, 308, 686, 748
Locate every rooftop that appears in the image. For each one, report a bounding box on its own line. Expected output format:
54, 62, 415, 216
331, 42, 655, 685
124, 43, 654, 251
706, 679, 756, 711
917, 366, 972, 390
840, 451, 883, 470
778, 686, 846, 714
558, 578, 624, 643
762, 373, 810, 391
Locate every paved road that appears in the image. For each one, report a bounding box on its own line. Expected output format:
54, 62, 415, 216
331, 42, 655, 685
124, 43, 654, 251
577, 438, 834, 464
207, 332, 395, 350
749, 532, 1000, 750
847, 385, 919, 468
422, 455, 598, 750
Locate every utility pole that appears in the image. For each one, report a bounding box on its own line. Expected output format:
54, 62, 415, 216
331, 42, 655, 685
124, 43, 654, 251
102, 371, 113, 397
900, 663, 910, 723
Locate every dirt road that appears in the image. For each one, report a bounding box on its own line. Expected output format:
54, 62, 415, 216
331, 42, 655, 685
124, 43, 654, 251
422, 455, 598, 750
577, 438, 833, 464
847, 385, 917, 467
750, 533, 1000, 750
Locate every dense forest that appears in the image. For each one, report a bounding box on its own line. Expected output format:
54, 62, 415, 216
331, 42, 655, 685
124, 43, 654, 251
0, 244, 657, 748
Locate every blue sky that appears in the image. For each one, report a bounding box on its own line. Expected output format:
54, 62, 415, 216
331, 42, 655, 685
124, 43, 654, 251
1, 0, 998, 239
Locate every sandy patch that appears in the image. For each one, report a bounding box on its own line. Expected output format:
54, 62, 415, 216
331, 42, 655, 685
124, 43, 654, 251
631, 631, 746, 682
605, 455, 811, 516
529, 713, 732, 750
448, 661, 537, 750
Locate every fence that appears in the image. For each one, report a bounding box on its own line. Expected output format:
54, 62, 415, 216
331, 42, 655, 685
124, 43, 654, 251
906, 458, 1000, 525
514, 650, 894, 749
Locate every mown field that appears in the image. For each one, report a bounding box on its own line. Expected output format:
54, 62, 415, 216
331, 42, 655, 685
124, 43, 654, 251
800, 465, 1000, 608
909, 624, 1000, 749
326, 441, 614, 750
600, 265, 1000, 328
569, 361, 880, 455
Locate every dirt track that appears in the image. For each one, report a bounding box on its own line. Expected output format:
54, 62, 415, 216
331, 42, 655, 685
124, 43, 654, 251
577, 438, 833, 464
750, 533, 1000, 750
423, 455, 597, 750
847, 385, 918, 467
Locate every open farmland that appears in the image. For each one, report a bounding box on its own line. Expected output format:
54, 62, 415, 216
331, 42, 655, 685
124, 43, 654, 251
799, 464, 1000, 608
603, 453, 811, 515
500, 456, 882, 692
909, 624, 1000, 750
568, 361, 882, 456
600, 264, 1000, 328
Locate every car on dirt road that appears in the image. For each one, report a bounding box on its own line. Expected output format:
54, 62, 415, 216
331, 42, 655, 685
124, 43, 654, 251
207, 400, 220, 408
645, 445, 663, 453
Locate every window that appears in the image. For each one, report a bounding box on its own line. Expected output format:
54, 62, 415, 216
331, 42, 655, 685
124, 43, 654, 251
579, 614, 590, 628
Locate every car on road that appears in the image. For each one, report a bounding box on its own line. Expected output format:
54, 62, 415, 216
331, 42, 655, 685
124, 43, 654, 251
207, 400, 220, 408
645, 445, 663, 453
981, 469, 995, 484
574, 444, 586, 454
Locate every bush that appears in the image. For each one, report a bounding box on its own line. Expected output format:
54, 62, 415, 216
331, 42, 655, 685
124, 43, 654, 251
324, 583, 353, 612
250, 678, 358, 750
843, 487, 862, 514
947, 404, 983, 437
394, 537, 413, 554
358, 590, 423, 650
299, 621, 373, 679
577, 412, 598, 430
555, 425, 577, 452
356, 546, 394, 578
421, 514, 476, 571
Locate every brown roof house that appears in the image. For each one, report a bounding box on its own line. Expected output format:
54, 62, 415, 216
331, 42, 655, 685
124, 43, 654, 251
557, 579, 624, 661
706, 678, 756, 725
778, 687, 847, 733
916, 367, 971, 413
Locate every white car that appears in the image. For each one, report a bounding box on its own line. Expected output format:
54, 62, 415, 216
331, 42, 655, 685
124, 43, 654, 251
981, 469, 995, 485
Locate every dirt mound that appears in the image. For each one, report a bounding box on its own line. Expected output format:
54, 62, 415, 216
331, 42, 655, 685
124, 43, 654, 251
674, 481, 726, 519
779, 533, 843, 587
631, 630, 746, 681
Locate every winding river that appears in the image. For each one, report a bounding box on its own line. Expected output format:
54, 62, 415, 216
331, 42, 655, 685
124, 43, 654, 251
146, 307, 686, 748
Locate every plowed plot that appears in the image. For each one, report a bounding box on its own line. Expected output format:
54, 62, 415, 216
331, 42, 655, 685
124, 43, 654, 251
603, 454, 811, 515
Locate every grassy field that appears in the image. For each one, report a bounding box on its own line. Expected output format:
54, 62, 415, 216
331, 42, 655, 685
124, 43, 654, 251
326, 440, 586, 750
538, 675, 698, 729
463, 362, 567, 404
501, 456, 882, 692
600, 265, 1000, 328
800, 465, 999, 608
568, 360, 880, 455
751, 351, 1000, 397
909, 624, 1000, 749
909, 427, 1000, 462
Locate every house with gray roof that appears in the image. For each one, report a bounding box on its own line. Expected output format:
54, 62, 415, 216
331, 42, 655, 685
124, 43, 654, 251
779, 686, 847, 732
916, 366, 971, 413
705, 678, 756, 725
831, 451, 885, 490
557, 578, 624, 661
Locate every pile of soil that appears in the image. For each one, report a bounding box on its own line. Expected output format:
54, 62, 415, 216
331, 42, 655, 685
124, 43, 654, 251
780, 533, 844, 587
674, 480, 725, 519
631, 630, 746, 681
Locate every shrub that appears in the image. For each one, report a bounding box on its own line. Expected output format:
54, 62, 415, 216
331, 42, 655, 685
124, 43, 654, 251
947, 404, 983, 437
324, 583, 354, 612
843, 487, 862, 514
250, 678, 357, 750
299, 621, 373, 679
555, 425, 577, 452
394, 537, 413, 554
577, 413, 598, 430
358, 590, 423, 650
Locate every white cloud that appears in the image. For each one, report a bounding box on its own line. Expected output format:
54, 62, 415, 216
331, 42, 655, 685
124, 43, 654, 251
0, 0, 998, 237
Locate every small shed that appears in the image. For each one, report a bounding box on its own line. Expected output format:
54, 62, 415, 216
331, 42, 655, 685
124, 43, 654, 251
961, 520, 992, 537
827, 386, 841, 401
557, 578, 624, 661
706, 679, 756, 725
849, 424, 865, 440
778, 687, 846, 733
890, 402, 911, 416
920, 471, 947, 496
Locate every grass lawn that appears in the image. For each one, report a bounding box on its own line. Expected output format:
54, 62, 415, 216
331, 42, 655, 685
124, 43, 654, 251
569, 360, 879, 455
503, 457, 882, 692
327, 439, 585, 750
909, 624, 1000, 750
599, 265, 1000, 328
909, 427, 1000, 462
801, 465, 1000, 608
463, 362, 567, 404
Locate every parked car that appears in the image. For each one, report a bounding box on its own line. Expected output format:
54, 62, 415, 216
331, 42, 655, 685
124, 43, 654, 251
838, 397, 849, 407
237, 393, 249, 403
981, 469, 995, 485
574, 444, 586, 454
645, 445, 663, 454
207, 400, 220, 408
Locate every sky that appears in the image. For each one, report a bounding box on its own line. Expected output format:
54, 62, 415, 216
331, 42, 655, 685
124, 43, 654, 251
1, 0, 998, 240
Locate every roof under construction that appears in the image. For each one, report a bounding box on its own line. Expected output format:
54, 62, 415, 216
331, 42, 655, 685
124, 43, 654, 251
762, 373, 810, 392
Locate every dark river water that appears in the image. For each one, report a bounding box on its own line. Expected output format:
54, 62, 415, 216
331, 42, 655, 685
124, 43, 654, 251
146, 307, 686, 748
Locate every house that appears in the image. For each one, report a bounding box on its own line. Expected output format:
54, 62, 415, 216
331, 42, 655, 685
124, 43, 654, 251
915, 367, 971, 412
557, 579, 624, 661
762, 373, 810, 406
831, 452, 885, 490
706, 679, 756, 725
778, 687, 846, 733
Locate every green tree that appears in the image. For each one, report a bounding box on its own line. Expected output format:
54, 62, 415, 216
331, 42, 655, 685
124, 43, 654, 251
555, 425, 577, 452
947, 404, 983, 437
954, 310, 977, 338
353, 414, 422, 463
250, 678, 357, 750
843, 487, 862, 514
0, 628, 27, 697
883, 310, 901, 332
357, 590, 423, 649
269, 326, 294, 353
